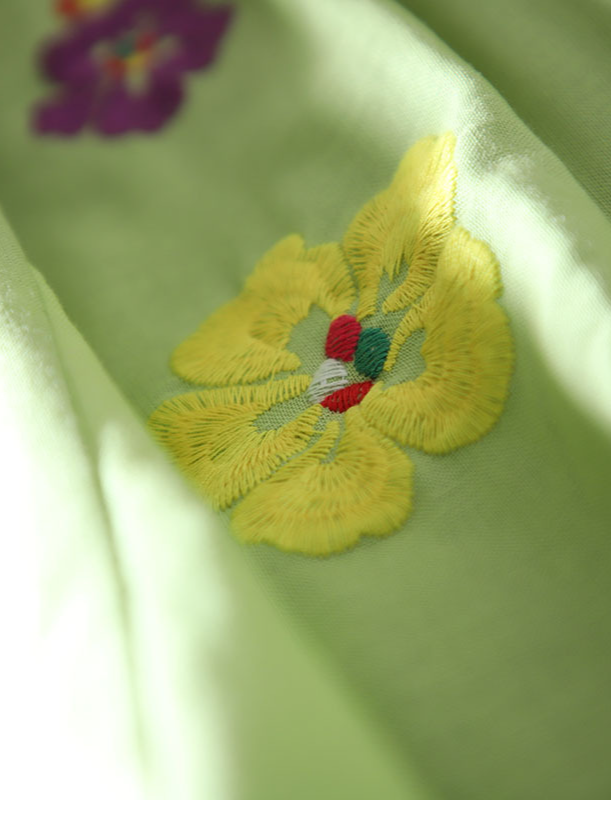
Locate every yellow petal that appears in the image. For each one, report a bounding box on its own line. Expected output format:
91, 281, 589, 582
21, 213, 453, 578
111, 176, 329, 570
344, 133, 457, 319
362, 227, 514, 454
149, 376, 321, 509
172, 235, 355, 386
231, 410, 414, 556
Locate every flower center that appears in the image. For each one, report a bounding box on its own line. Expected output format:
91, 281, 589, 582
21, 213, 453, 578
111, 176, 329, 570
308, 315, 391, 413
89, 15, 178, 92
100, 28, 159, 82
54, 2, 169, 89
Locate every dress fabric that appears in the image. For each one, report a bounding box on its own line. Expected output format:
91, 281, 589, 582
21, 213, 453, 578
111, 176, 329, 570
1, 0, 611, 800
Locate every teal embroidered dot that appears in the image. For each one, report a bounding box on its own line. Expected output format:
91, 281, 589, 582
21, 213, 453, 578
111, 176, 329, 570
114, 36, 135, 59
354, 327, 391, 380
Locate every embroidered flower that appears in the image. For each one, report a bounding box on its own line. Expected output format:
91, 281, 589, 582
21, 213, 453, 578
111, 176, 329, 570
150, 134, 514, 556
33, 0, 234, 137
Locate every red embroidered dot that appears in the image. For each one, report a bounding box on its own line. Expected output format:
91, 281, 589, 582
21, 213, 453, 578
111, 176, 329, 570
136, 32, 158, 52
104, 56, 127, 79
325, 315, 362, 362
55, 0, 81, 18
320, 381, 374, 413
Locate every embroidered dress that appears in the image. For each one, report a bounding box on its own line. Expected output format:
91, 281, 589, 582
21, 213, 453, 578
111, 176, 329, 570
150, 135, 513, 555
1, 0, 611, 801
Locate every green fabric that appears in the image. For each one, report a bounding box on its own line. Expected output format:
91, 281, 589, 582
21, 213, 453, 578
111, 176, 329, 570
1, 0, 611, 799
0, 217, 419, 799
400, 0, 611, 221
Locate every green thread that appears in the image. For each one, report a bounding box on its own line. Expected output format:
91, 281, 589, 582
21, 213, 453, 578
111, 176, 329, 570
354, 327, 390, 380
114, 36, 135, 58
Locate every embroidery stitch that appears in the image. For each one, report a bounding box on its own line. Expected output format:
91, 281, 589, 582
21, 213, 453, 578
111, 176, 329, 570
354, 327, 391, 380
325, 315, 362, 361
150, 377, 321, 509
320, 381, 374, 413
33, 0, 234, 137
150, 133, 514, 556
307, 359, 350, 405
231, 411, 414, 556
171, 237, 355, 386
55, 0, 111, 19
344, 134, 457, 320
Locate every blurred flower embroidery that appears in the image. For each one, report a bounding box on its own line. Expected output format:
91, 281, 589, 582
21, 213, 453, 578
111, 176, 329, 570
150, 134, 514, 557
33, 0, 234, 137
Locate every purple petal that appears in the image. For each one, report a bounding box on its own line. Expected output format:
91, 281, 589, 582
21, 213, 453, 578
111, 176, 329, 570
93, 71, 183, 136
33, 0, 233, 139
137, 68, 184, 130
158, 3, 235, 72
39, 0, 151, 85
39, 1, 234, 86
40, 38, 99, 85
32, 86, 94, 135
92, 83, 141, 136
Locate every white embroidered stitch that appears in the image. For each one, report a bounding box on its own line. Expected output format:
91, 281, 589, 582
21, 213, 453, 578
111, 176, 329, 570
307, 358, 349, 404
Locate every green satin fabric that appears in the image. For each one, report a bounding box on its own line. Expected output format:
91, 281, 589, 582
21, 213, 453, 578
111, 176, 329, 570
0, 0, 610, 799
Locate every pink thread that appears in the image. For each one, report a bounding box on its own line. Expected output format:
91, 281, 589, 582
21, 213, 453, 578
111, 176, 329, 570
325, 315, 362, 361
321, 381, 374, 413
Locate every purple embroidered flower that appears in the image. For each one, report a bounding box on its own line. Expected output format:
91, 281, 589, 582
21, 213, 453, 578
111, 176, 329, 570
33, 0, 234, 137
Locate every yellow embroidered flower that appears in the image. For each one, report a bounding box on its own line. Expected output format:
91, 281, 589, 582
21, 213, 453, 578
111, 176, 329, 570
150, 134, 514, 556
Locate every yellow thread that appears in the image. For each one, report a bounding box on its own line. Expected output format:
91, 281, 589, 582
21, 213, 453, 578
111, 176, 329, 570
149, 376, 321, 509
171, 235, 354, 386
231, 410, 414, 556
344, 133, 457, 320
151, 133, 514, 556
362, 227, 513, 453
